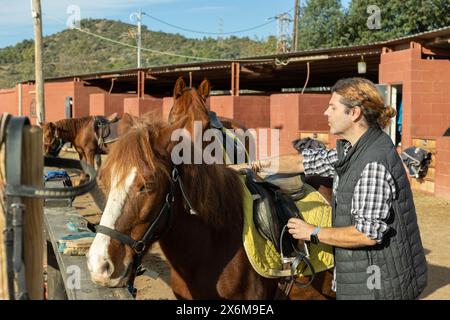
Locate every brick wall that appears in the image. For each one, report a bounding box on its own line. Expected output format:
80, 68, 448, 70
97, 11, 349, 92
380, 45, 450, 147
270, 94, 301, 155
209, 96, 235, 119
0, 87, 18, 115
233, 96, 270, 129
380, 45, 450, 198
435, 137, 450, 200
73, 82, 104, 117
124, 97, 163, 119
89, 93, 133, 116
19, 82, 76, 124
298, 94, 331, 131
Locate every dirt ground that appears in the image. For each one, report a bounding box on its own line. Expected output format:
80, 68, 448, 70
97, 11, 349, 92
63, 151, 450, 300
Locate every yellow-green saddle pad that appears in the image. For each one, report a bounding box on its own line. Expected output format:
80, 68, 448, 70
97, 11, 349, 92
241, 178, 334, 278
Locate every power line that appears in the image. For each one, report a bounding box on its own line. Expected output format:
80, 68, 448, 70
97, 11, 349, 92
43, 14, 273, 63
142, 13, 277, 36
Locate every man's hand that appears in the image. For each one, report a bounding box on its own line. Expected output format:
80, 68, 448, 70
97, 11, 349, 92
287, 218, 315, 241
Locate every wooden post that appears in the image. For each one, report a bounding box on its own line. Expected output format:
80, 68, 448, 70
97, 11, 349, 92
231, 62, 240, 96
31, 0, 45, 123
137, 71, 145, 99
0, 123, 43, 300
22, 125, 44, 299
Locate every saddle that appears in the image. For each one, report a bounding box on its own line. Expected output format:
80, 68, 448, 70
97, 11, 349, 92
93, 114, 120, 151
241, 169, 301, 257
401, 146, 432, 179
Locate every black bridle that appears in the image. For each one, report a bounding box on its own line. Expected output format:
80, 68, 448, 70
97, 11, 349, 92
44, 127, 64, 157
95, 166, 198, 297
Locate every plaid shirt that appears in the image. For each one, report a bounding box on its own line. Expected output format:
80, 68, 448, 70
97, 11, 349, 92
302, 142, 396, 243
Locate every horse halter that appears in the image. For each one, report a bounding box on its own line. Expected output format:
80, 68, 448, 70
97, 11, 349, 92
45, 127, 64, 157
95, 166, 198, 296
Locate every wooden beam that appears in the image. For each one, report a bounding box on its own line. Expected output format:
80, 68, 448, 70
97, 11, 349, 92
22, 125, 44, 300
231, 62, 240, 96
421, 46, 450, 57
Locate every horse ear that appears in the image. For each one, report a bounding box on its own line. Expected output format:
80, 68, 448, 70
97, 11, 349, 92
198, 79, 210, 100
173, 77, 186, 98
155, 116, 189, 155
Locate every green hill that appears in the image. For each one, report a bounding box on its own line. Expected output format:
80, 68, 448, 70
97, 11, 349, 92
0, 19, 278, 89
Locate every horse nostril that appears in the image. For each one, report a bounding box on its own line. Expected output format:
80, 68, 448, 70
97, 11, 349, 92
99, 259, 114, 277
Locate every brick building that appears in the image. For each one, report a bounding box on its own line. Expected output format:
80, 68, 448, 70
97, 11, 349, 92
1, 27, 449, 198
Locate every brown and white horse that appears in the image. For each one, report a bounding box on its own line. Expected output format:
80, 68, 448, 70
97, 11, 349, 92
86, 116, 335, 299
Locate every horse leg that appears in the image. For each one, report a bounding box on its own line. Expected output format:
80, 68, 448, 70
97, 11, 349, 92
77, 150, 89, 185
85, 149, 98, 176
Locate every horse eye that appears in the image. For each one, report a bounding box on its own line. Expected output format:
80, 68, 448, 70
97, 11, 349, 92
139, 182, 154, 193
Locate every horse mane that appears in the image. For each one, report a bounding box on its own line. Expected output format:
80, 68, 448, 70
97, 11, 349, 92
54, 116, 93, 140
179, 162, 243, 230
102, 121, 243, 230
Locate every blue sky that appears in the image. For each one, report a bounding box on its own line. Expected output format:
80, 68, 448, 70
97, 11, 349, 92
0, 0, 350, 49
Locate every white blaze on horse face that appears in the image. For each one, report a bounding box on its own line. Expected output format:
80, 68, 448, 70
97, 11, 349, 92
87, 167, 137, 279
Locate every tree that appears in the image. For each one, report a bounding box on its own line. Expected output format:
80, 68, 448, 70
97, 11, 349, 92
297, 0, 346, 50
343, 0, 450, 45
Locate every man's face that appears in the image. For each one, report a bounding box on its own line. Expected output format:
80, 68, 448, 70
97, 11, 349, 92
324, 93, 354, 136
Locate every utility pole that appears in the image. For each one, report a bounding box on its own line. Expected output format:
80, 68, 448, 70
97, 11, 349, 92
218, 17, 224, 48
31, 0, 45, 123
274, 13, 292, 53
130, 9, 143, 68
292, 0, 300, 52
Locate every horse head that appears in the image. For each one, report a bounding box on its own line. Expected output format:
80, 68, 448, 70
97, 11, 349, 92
87, 117, 189, 287
168, 77, 211, 136
41, 122, 62, 156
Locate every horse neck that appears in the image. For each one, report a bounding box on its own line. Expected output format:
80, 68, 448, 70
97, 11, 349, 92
158, 198, 267, 299
159, 162, 241, 249
55, 117, 92, 142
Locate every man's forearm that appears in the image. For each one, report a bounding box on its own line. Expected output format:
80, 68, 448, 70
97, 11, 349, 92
229, 153, 305, 175
317, 226, 377, 248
